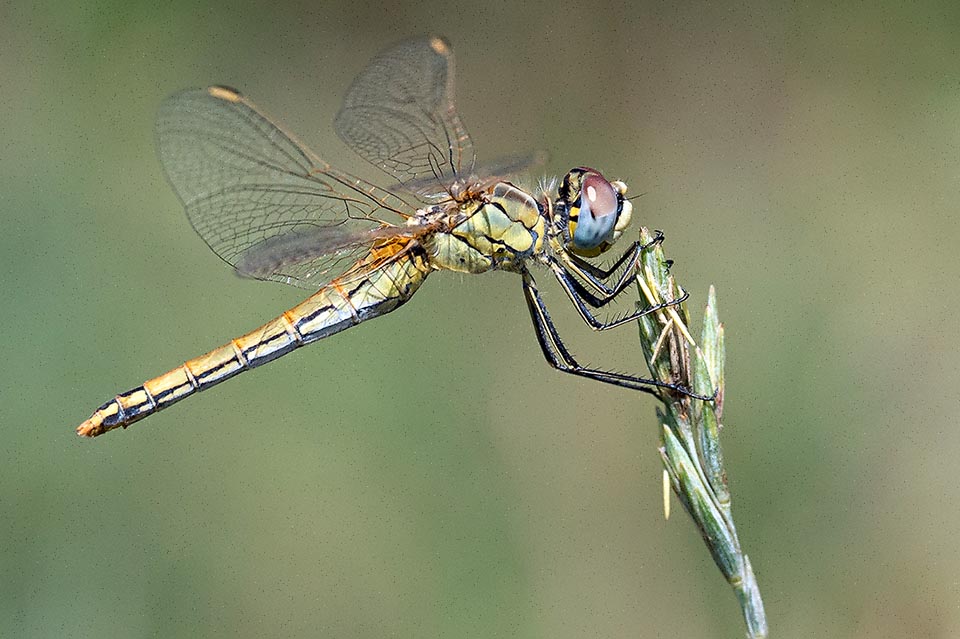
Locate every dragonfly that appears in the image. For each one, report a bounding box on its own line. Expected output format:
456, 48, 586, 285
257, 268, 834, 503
76, 36, 712, 439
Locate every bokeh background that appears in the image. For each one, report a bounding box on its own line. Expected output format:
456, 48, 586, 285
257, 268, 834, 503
3, 1, 959, 637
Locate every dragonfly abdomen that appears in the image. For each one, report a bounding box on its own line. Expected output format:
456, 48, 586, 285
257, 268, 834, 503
77, 247, 430, 437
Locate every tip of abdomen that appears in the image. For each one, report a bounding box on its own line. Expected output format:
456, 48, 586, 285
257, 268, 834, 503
76, 414, 104, 438
76, 399, 125, 438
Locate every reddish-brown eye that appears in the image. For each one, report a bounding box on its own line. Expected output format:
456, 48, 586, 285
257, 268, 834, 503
568, 170, 621, 251
582, 173, 618, 218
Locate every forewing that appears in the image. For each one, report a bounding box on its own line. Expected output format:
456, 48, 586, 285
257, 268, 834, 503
334, 36, 475, 198
156, 86, 412, 289
389, 151, 549, 196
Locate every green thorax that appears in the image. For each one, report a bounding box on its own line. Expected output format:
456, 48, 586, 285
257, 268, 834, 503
423, 182, 546, 274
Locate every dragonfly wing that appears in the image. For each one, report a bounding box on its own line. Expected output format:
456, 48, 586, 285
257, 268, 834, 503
388, 150, 549, 197
334, 36, 475, 198
233, 224, 416, 288
157, 86, 413, 290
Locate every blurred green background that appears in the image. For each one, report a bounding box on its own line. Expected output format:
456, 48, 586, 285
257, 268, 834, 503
3, 1, 959, 637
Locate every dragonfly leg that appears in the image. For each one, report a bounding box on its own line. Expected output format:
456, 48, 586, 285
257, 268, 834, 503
520, 268, 714, 400
559, 230, 664, 296
548, 259, 689, 331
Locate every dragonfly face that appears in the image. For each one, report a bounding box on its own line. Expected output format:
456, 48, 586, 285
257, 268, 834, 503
75, 35, 709, 439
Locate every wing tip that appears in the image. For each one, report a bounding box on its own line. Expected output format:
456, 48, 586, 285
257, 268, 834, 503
208, 85, 243, 102
428, 36, 451, 57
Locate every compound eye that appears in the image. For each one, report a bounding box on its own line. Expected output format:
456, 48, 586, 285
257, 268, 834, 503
583, 173, 618, 218
570, 171, 620, 251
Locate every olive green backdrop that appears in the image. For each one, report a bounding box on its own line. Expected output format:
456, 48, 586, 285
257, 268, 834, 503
3, 1, 958, 637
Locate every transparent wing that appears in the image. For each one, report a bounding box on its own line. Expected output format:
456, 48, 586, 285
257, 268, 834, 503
388, 151, 548, 197
157, 86, 416, 290
334, 36, 475, 198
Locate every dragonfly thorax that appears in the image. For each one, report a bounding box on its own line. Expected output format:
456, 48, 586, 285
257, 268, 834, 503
421, 181, 546, 275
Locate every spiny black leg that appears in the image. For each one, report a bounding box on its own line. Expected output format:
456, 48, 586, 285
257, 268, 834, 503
559, 243, 640, 296
551, 257, 638, 307
568, 230, 665, 282
559, 263, 689, 309
520, 268, 715, 401
560, 230, 665, 296
549, 261, 690, 330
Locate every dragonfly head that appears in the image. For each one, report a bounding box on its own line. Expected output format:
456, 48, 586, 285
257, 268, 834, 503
555, 167, 633, 258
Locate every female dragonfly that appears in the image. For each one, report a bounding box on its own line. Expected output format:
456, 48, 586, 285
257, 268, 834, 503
77, 36, 710, 438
